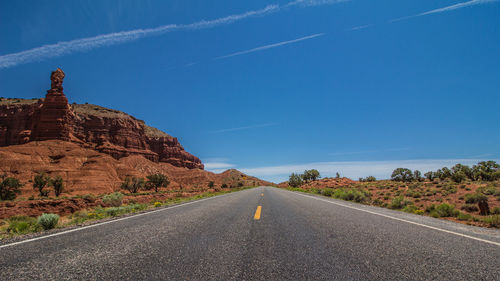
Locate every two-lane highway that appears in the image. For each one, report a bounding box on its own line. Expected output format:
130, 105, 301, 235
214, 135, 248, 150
1, 187, 499, 280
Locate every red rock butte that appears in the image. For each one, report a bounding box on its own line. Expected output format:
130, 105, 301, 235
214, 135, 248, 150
0, 68, 204, 170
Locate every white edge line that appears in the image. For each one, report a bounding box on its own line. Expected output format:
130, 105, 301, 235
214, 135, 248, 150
0, 190, 248, 249
283, 189, 500, 247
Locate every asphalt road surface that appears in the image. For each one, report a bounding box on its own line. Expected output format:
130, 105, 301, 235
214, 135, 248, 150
1, 186, 499, 280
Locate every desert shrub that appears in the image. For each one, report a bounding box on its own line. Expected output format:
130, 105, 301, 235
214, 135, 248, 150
478, 185, 497, 195
390, 196, 412, 209
70, 210, 89, 224
310, 188, 322, 194
402, 204, 418, 213
99, 204, 148, 217
451, 171, 466, 183
102, 192, 124, 207
333, 188, 370, 203
288, 187, 306, 192
145, 174, 170, 192
492, 207, 500, 215
433, 203, 459, 217
442, 185, 457, 194
482, 215, 500, 227
373, 199, 383, 206
405, 190, 422, 198
288, 173, 303, 187
391, 168, 414, 182
33, 172, 51, 197
208, 181, 214, 188
49, 176, 64, 197
457, 212, 472, 221
7, 216, 40, 234
37, 213, 59, 230
464, 193, 488, 204
0, 175, 23, 201
154, 201, 162, 208
425, 204, 436, 213
321, 188, 334, 197
221, 183, 228, 188
461, 204, 479, 212
105, 207, 121, 217
302, 169, 320, 182
359, 176, 376, 182
121, 177, 145, 193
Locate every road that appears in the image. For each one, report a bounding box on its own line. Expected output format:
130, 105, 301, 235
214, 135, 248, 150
1, 186, 499, 280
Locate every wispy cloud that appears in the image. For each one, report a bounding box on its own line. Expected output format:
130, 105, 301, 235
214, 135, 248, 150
204, 162, 235, 170
329, 147, 409, 156
210, 123, 279, 133
202, 158, 237, 173
286, 0, 350, 8
240, 158, 500, 183
349, 24, 372, 31
214, 33, 324, 60
391, 0, 500, 22
0, 0, 347, 69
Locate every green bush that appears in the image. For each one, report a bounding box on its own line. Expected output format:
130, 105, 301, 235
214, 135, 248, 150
0, 175, 23, 201
433, 203, 459, 217
102, 192, 124, 207
321, 188, 334, 197
33, 172, 51, 197
391, 168, 414, 182
154, 201, 162, 208
359, 176, 376, 182
288, 173, 304, 188
402, 204, 418, 213
310, 188, 322, 194
390, 196, 412, 209
457, 212, 472, 221
492, 207, 500, 215
478, 185, 497, 195
70, 210, 89, 224
7, 216, 40, 234
464, 193, 488, 204
50, 176, 64, 197
482, 215, 500, 227
146, 173, 170, 192
121, 177, 145, 193
333, 188, 370, 203
37, 213, 59, 230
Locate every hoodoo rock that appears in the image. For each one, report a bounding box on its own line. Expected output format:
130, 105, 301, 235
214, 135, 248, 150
0, 69, 203, 170
32, 68, 74, 141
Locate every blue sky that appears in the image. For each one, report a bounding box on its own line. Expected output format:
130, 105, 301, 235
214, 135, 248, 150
1, 0, 499, 182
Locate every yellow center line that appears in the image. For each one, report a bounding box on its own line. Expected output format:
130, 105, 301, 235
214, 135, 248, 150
254, 205, 262, 220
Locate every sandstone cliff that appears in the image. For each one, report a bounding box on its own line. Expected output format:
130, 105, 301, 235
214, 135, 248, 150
0, 68, 203, 169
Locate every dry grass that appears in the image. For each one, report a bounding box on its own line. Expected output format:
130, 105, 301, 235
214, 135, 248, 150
144, 125, 170, 138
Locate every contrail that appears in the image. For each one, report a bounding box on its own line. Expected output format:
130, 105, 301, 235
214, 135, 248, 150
210, 123, 279, 133
214, 33, 324, 60
391, 0, 500, 22
0, 0, 347, 69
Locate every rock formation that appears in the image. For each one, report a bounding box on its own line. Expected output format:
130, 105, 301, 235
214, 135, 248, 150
0, 69, 203, 169
32, 68, 74, 141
